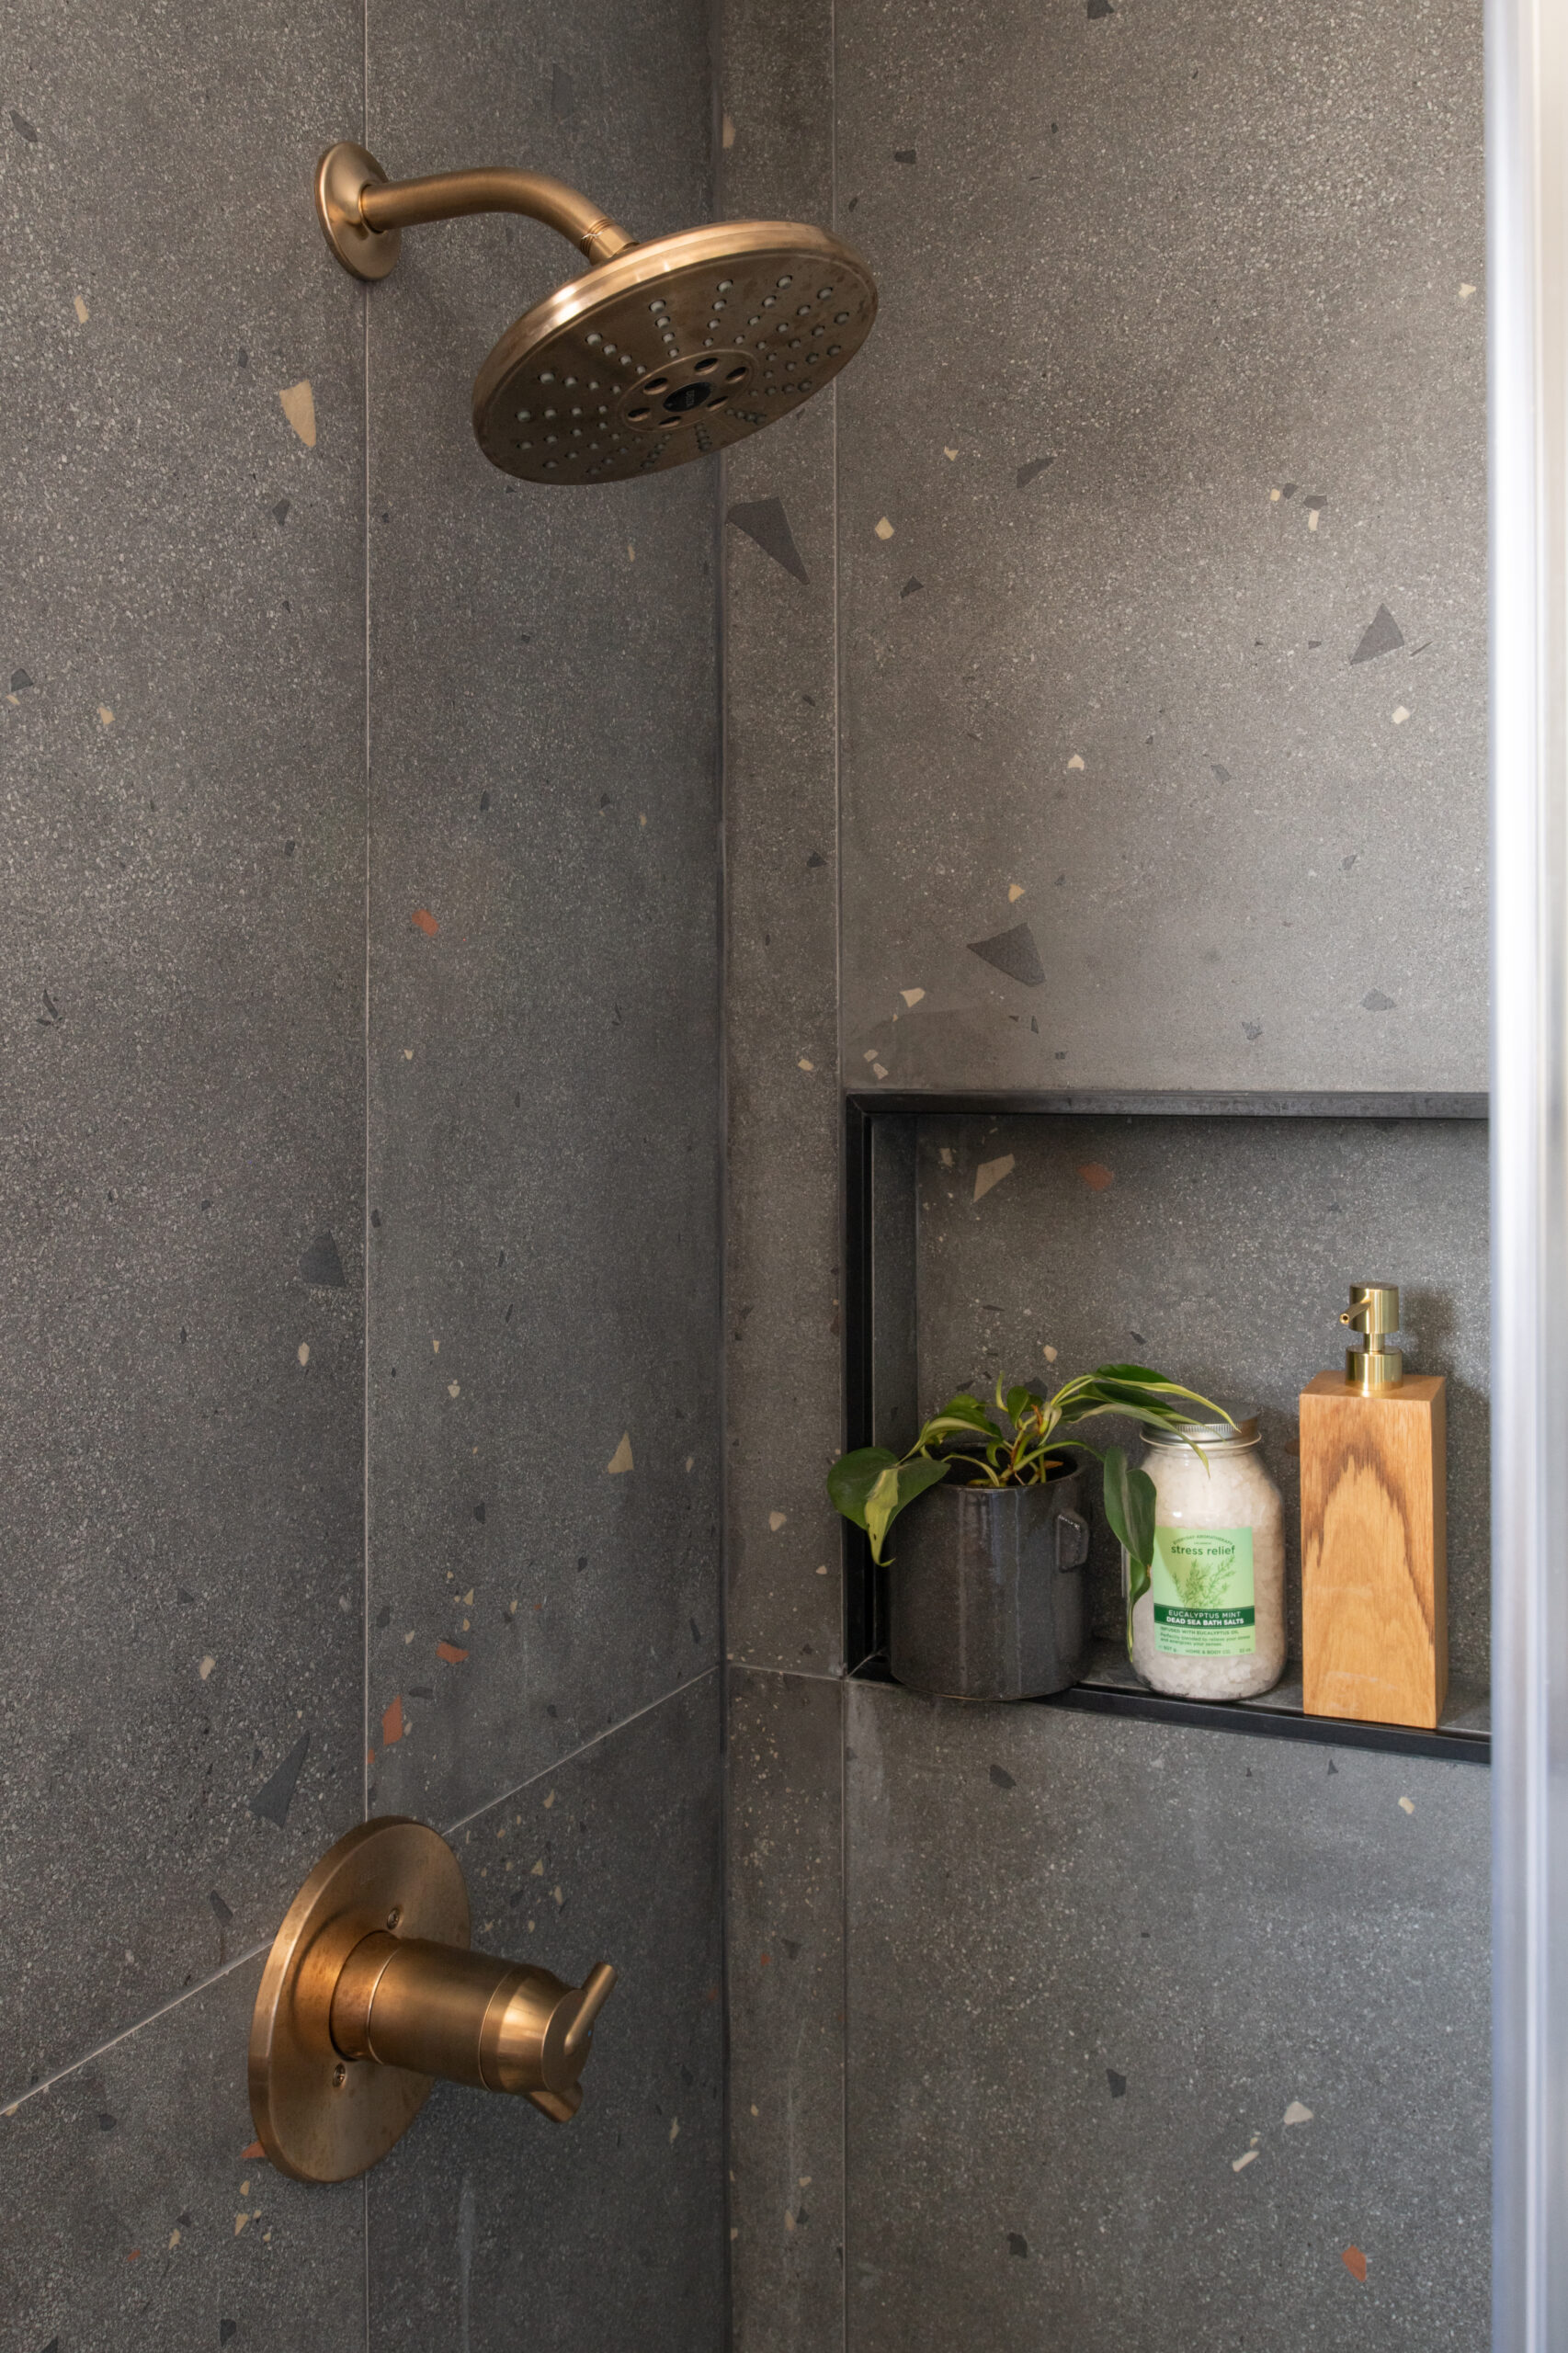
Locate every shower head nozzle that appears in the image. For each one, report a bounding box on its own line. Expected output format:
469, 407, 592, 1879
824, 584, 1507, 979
315, 143, 879, 485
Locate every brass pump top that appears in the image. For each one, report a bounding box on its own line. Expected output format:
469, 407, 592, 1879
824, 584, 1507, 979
1340, 1282, 1403, 1392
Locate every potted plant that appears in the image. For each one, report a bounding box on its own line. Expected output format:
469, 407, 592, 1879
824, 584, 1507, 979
827, 1364, 1227, 1700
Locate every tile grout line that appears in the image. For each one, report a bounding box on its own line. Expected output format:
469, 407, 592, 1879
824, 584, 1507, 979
830, 0, 850, 2342
0, 1670, 720, 2122
360, 0, 373, 1847
725, 1658, 846, 1687
713, 36, 734, 2333
361, 17, 371, 2353
440, 1665, 721, 1839
0, 1942, 271, 2120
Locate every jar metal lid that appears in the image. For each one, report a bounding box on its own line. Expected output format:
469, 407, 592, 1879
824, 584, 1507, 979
1144, 1411, 1259, 1447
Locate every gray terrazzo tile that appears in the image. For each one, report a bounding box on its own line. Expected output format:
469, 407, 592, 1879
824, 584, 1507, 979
723, 402, 845, 1677
364, 0, 722, 1829
0, 1954, 362, 2352
0, 0, 365, 2088
835, 0, 1486, 1094
846, 1680, 1489, 2353
718, 9, 849, 2346
727, 1669, 845, 2351
912, 1113, 1489, 1681
369, 1674, 724, 2351
719, 0, 832, 214
717, 0, 843, 1680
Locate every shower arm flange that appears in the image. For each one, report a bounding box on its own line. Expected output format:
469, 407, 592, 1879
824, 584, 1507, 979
314, 142, 634, 284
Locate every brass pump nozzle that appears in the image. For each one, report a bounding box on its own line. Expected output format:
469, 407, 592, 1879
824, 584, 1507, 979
1340, 1282, 1403, 1392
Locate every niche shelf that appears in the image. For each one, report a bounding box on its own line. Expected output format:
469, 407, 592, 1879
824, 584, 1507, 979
842, 1089, 1491, 1765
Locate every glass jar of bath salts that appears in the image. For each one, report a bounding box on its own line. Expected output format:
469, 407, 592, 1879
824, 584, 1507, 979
1128, 1414, 1286, 1700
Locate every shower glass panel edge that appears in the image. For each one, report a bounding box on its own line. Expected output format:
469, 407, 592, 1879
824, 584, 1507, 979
1488, 0, 1568, 2344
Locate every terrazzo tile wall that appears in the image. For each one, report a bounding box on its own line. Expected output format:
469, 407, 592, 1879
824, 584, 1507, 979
0, 0, 723, 2341
720, 0, 1490, 2345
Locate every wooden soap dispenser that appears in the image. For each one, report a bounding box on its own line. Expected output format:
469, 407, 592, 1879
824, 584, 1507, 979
1300, 1283, 1448, 1731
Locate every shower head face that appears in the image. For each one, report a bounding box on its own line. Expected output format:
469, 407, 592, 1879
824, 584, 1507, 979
472, 221, 877, 483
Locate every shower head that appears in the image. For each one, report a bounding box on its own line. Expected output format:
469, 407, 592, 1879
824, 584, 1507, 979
315, 142, 879, 485
471, 222, 877, 484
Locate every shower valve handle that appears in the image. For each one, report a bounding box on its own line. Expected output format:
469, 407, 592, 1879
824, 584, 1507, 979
329, 1933, 619, 2124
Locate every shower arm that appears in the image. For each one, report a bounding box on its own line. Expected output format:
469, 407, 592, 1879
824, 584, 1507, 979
359, 169, 632, 261
314, 141, 634, 282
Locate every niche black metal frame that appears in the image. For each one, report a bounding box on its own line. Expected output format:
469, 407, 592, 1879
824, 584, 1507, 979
841, 1088, 1491, 1765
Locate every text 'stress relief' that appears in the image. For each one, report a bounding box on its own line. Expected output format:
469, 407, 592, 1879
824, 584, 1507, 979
1152, 1529, 1256, 1656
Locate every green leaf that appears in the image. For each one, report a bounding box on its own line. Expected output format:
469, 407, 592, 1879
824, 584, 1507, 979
1012, 1444, 1071, 1483
918, 1411, 1004, 1449
922, 1393, 999, 1441
1101, 1445, 1156, 1573
1100, 1445, 1158, 1662
1088, 1398, 1204, 1434
863, 1456, 951, 1563
825, 1447, 899, 1532
1092, 1368, 1233, 1418
1004, 1384, 1045, 1425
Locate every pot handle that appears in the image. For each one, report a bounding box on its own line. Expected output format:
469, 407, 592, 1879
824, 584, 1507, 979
1054, 1509, 1091, 1572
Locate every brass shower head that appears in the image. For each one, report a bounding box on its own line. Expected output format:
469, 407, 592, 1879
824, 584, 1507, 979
315, 142, 879, 485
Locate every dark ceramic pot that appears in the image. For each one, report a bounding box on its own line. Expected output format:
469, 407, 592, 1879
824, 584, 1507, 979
887, 1471, 1091, 1701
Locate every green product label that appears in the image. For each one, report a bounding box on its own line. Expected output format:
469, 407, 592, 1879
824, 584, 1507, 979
1151, 1527, 1255, 1656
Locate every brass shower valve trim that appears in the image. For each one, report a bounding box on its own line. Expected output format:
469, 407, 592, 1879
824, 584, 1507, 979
248, 1817, 617, 2182
312, 142, 878, 484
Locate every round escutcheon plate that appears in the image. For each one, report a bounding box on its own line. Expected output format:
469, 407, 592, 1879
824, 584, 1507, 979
314, 142, 402, 282
248, 1817, 469, 2182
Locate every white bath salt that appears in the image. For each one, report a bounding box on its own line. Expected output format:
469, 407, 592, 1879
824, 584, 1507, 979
1129, 1416, 1286, 1700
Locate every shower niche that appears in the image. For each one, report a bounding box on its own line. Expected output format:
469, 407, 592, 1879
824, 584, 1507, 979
843, 1090, 1491, 1760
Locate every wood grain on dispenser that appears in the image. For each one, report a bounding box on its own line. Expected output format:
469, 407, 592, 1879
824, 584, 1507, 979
1299, 1372, 1448, 1730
